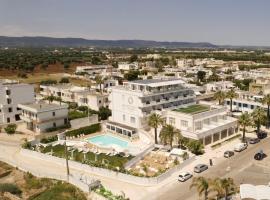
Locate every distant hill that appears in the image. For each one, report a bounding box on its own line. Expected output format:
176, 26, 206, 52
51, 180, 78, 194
0, 36, 217, 48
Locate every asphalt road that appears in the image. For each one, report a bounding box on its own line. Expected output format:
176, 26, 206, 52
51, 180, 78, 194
155, 137, 270, 200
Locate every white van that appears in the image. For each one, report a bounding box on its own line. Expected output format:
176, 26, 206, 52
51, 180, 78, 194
234, 143, 248, 152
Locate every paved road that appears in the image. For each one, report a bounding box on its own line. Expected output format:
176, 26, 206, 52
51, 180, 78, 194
155, 137, 270, 200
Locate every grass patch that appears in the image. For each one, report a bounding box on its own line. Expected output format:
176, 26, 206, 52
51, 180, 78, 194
0, 183, 22, 196
41, 144, 132, 171
29, 182, 87, 200
95, 185, 128, 200
174, 104, 210, 114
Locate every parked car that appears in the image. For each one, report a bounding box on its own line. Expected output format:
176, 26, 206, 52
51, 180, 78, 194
194, 164, 208, 173
254, 150, 265, 160
257, 131, 267, 139
249, 138, 260, 144
178, 172, 193, 182
224, 150, 234, 158
234, 143, 248, 152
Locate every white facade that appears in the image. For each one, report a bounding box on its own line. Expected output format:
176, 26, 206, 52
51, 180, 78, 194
205, 81, 234, 93
0, 80, 35, 124
164, 105, 238, 145
109, 79, 196, 129
118, 62, 139, 71
77, 92, 109, 111
19, 103, 68, 133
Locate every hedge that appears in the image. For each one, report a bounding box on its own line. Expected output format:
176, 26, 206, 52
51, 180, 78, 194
40, 136, 58, 144
65, 123, 101, 137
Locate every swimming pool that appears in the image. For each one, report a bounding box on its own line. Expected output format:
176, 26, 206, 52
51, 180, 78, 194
86, 134, 129, 149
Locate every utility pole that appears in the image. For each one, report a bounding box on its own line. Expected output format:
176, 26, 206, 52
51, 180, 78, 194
64, 130, 70, 181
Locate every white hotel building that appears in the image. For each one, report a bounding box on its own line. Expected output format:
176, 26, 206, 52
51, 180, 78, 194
0, 80, 35, 124
108, 79, 196, 131
108, 79, 238, 145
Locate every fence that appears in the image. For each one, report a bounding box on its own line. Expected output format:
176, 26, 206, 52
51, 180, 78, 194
20, 149, 196, 186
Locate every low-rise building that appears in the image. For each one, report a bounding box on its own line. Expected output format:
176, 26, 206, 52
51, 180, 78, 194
249, 77, 270, 95
118, 62, 139, 71
205, 81, 234, 93
76, 91, 109, 111
76, 65, 112, 76
18, 103, 68, 133
164, 104, 238, 145
0, 80, 35, 124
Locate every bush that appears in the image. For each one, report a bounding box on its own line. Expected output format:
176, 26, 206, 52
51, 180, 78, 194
59, 77, 69, 83
4, 124, 17, 134
22, 140, 32, 149
65, 123, 101, 137
40, 79, 57, 85
98, 107, 111, 120
186, 140, 204, 155
68, 110, 88, 120
40, 136, 58, 144
0, 183, 22, 196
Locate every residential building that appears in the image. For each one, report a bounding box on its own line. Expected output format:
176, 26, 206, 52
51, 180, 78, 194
164, 104, 238, 145
76, 91, 109, 111
249, 77, 270, 95
109, 79, 196, 130
40, 84, 87, 102
0, 80, 35, 124
76, 65, 112, 76
118, 62, 139, 71
18, 103, 68, 133
146, 54, 161, 59
205, 81, 234, 93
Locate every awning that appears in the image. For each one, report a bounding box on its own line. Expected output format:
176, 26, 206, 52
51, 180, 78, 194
240, 184, 270, 200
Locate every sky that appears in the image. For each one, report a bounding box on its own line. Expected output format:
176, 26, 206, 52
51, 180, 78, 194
0, 0, 269, 46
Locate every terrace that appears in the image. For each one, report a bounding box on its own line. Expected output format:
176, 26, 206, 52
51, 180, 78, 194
173, 104, 211, 115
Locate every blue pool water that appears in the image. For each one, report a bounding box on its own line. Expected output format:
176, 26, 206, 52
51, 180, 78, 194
87, 135, 129, 148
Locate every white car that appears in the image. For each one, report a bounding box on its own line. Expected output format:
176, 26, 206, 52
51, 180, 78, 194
178, 172, 192, 182
234, 143, 248, 152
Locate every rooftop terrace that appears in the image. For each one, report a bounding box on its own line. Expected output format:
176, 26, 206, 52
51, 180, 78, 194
174, 104, 211, 114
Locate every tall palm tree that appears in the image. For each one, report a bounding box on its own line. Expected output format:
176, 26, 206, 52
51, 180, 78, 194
214, 91, 226, 105
190, 177, 210, 200
210, 178, 236, 200
262, 94, 270, 129
148, 113, 163, 144
159, 124, 181, 149
95, 75, 103, 93
226, 89, 238, 113
252, 107, 266, 134
238, 112, 252, 142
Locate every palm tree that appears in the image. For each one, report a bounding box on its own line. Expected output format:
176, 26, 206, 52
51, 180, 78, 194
226, 89, 238, 113
148, 113, 163, 144
159, 124, 181, 149
47, 95, 54, 104
214, 91, 226, 105
95, 75, 103, 93
210, 178, 236, 200
262, 94, 270, 129
190, 177, 210, 200
238, 112, 252, 142
252, 107, 266, 134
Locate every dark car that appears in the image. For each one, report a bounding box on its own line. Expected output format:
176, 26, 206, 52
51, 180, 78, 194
194, 164, 208, 173
249, 138, 260, 144
254, 150, 265, 160
224, 150, 234, 158
257, 131, 267, 139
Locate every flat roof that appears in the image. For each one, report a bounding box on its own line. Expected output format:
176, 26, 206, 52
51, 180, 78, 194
130, 79, 185, 87
174, 104, 211, 114
19, 103, 67, 112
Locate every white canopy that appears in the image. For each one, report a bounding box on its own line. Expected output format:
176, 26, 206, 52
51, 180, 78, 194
170, 148, 185, 156
240, 184, 270, 200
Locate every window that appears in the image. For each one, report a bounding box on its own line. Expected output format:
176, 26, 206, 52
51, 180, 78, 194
181, 120, 188, 127
130, 117, 136, 123
195, 121, 203, 130
8, 107, 12, 113
7, 118, 10, 123
52, 112, 55, 116
168, 117, 175, 125
7, 98, 12, 104
64, 118, 68, 124
53, 122, 56, 127
17, 107, 21, 111
6, 90, 11, 95
123, 114, 126, 121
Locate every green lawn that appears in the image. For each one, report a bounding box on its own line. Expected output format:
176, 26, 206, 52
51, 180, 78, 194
174, 104, 210, 114
41, 145, 132, 171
